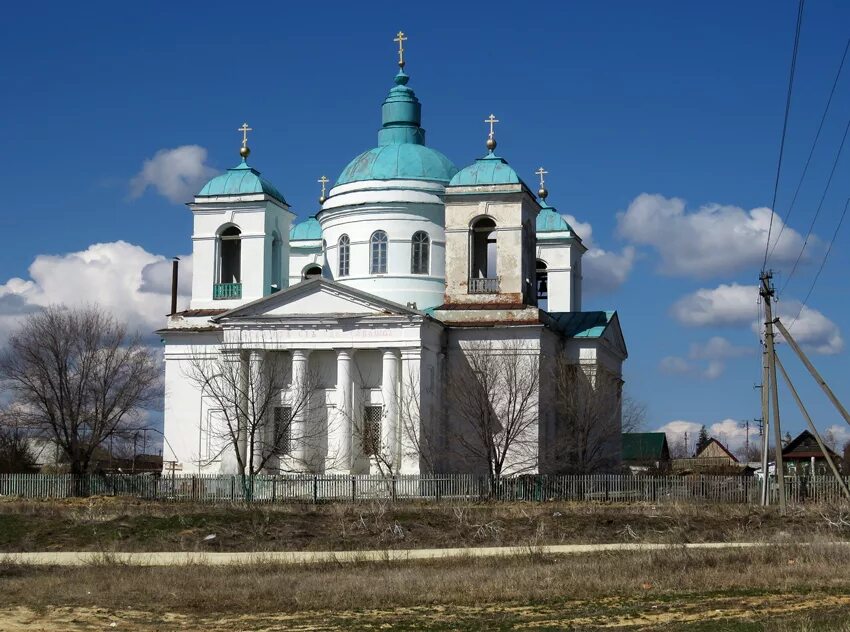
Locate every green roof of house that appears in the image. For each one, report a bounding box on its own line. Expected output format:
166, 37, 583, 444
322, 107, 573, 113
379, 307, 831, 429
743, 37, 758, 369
449, 153, 522, 187
536, 205, 574, 233
622, 433, 669, 462
197, 159, 287, 203
548, 310, 616, 338
290, 216, 322, 241
336, 70, 458, 185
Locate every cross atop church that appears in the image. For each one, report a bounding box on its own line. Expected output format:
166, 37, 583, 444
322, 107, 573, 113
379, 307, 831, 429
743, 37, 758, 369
394, 31, 408, 68
484, 114, 499, 152
318, 175, 329, 203
238, 122, 252, 148
535, 167, 547, 187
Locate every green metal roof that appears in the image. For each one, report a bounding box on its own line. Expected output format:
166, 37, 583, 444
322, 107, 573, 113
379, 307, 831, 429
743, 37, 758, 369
622, 433, 669, 462
290, 216, 322, 241
449, 153, 522, 187
548, 310, 615, 338
336, 70, 458, 185
197, 159, 287, 203
536, 205, 573, 233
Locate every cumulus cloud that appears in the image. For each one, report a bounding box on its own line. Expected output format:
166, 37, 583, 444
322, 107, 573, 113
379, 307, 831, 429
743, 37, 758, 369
0, 242, 192, 340
656, 418, 751, 457
659, 355, 691, 375
562, 214, 635, 296
130, 145, 216, 204
617, 194, 810, 278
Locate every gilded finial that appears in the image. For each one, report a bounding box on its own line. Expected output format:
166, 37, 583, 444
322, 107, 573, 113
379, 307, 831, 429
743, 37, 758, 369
318, 175, 329, 204
484, 114, 499, 152
535, 167, 548, 201
394, 31, 408, 69
238, 122, 253, 158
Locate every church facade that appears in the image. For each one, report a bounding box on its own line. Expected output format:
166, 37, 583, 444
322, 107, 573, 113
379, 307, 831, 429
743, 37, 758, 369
160, 41, 627, 477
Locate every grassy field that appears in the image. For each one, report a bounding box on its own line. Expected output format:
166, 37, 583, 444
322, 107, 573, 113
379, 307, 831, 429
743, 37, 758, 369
2, 544, 850, 630
2, 496, 850, 552
3, 498, 850, 630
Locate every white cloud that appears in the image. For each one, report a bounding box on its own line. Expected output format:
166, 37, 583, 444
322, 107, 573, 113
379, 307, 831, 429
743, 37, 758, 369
130, 145, 216, 204
670, 284, 843, 355
563, 214, 635, 296
617, 193, 810, 278
689, 335, 752, 361
656, 418, 751, 456
670, 283, 758, 327
659, 336, 753, 380
0, 242, 191, 340
659, 355, 691, 375
823, 425, 850, 451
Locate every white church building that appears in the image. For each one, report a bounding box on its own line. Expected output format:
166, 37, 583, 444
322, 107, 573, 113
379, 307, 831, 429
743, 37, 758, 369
160, 39, 627, 477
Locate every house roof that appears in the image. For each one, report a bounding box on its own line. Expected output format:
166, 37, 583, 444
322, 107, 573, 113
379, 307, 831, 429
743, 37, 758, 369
622, 432, 669, 462
695, 438, 738, 462
782, 430, 840, 459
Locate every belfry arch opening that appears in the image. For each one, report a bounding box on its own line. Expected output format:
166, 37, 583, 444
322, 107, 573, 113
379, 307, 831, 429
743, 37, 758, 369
218, 225, 241, 284
536, 259, 548, 309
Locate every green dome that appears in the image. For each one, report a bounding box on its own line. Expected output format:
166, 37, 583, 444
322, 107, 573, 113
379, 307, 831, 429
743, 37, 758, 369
337, 143, 458, 184
198, 159, 287, 203
290, 215, 322, 241
536, 206, 574, 234
336, 70, 458, 186
449, 153, 522, 187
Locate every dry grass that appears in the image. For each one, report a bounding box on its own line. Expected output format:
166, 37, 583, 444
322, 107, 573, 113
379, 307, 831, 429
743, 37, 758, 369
2, 543, 850, 629
2, 496, 849, 553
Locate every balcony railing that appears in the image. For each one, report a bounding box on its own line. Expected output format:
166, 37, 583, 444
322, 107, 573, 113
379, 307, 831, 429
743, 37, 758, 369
213, 282, 242, 300
468, 277, 499, 294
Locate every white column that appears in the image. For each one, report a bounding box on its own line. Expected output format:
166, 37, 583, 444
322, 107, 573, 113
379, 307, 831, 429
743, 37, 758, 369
291, 349, 311, 471
237, 351, 249, 474
399, 349, 421, 474
248, 350, 265, 474
381, 348, 400, 470
332, 349, 354, 472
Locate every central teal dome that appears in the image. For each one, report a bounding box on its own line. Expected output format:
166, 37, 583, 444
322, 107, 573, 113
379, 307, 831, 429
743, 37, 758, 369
336, 70, 458, 186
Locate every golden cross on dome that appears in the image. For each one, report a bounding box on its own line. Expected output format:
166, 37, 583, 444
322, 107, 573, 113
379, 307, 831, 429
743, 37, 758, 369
484, 114, 499, 139
394, 31, 408, 68
318, 175, 329, 203
238, 122, 252, 148
535, 167, 548, 188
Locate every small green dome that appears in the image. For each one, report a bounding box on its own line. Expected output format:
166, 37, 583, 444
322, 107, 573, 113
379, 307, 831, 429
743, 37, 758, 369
336, 70, 458, 186
198, 159, 287, 203
536, 206, 574, 233
290, 215, 322, 241
449, 153, 522, 187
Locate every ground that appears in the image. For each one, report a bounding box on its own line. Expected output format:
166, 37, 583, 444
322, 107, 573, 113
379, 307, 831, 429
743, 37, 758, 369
2, 498, 850, 630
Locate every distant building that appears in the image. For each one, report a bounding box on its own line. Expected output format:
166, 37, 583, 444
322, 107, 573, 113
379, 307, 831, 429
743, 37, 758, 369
782, 430, 841, 476
622, 432, 670, 473
673, 438, 746, 475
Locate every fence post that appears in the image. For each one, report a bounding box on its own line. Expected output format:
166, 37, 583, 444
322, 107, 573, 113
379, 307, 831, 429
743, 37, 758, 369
351, 475, 356, 502
313, 475, 318, 504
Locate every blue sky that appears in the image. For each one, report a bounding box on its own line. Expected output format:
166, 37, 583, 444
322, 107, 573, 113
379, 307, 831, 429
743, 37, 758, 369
1, 1, 849, 454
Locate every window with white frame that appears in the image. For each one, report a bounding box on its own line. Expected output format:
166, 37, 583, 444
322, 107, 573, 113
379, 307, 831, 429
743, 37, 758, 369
411, 231, 430, 274
370, 231, 388, 274
338, 234, 350, 277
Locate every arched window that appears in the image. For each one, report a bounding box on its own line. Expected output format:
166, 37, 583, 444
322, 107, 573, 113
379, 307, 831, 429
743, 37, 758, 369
470, 218, 497, 278
411, 231, 430, 275
270, 232, 282, 292
338, 234, 350, 277
370, 230, 388, 274
303, 264, 322, 280
218, 226, 242, 282
536, 260, 548, 300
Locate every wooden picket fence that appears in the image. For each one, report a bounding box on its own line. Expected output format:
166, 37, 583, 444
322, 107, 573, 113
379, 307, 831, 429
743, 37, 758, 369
1, 473, 849, 504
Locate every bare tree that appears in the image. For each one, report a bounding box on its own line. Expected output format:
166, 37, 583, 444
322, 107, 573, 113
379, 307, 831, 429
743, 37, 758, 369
183, 340, 331, 487
552, 358, 622, 474
448, 340, 540, 488
0, 306, 159, 490
621, 393, 646, 433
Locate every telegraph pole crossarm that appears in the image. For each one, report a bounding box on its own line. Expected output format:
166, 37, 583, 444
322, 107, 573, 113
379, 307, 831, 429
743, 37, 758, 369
773, 318, 850, 428
775, 353, 850, 500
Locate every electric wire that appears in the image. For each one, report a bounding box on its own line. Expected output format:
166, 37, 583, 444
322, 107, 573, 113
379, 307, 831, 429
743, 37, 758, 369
768, 38, 850, 260
762, 0, 806, 271
780, 113, 850, 295
787, 197, 850, 331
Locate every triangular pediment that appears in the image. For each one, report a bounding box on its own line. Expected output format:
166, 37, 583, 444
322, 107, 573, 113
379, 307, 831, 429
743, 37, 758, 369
213, 278, 419, 321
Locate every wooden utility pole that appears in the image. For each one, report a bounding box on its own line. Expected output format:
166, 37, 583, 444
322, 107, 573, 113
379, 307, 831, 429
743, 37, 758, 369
760, 342, 771, 506
760, 271, 786, 512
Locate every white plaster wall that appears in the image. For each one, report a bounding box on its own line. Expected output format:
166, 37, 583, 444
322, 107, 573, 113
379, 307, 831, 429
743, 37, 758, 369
537, 234, 584, 313
289, 242, 324, 287
320, 179, 447, 310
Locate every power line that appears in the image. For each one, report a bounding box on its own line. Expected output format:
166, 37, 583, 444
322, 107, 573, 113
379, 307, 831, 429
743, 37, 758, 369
787, 197, 850, 331
762, 0, 806, 271
780, 113, 850, 295
768, 38, 850, 260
